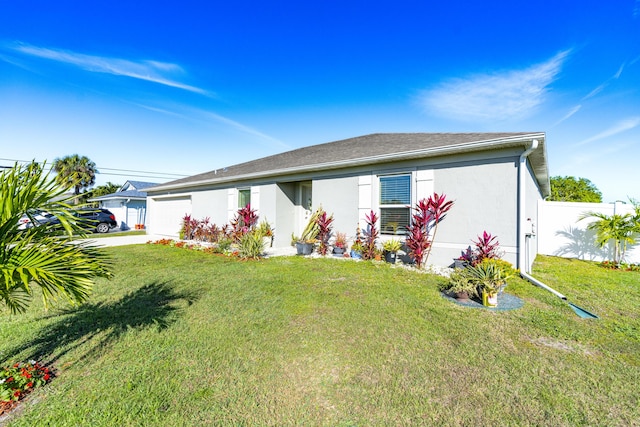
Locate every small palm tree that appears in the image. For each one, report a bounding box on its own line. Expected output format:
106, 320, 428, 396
53, 154, 98, 204
0, 162, 112, 314
580, 210, 638, 265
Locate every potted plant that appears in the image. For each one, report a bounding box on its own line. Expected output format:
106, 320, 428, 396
332, 231, 348, 255
466, 258, 517, 307
294, 207, 324, 255
350, 225, 364, 259
350, 241, 364, 259
439, 269, 479, 301
382, 239, 402, 264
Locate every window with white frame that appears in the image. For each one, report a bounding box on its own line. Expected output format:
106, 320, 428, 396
379, 174, 411, 235
238, 188, 251, 208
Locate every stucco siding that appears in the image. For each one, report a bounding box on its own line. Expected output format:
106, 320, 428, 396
274, 183, 296, 247
191, 188, 230, 225
431, 157, 519, 266
313, 176, 359, 239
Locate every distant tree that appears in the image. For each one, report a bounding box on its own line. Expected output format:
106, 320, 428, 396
0, 162, 112, 313
548, 176, 602, 203
53, 154, 98, 204
80, 182, 121, 206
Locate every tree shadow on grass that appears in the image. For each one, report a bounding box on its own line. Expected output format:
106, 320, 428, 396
1, 281, 200, 365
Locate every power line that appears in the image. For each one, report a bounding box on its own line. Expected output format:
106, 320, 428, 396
0, 158, 190, 180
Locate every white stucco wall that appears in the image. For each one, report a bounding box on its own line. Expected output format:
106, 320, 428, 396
538, 200, 639, 264
313, 176, 359, 240
431, 157, 520, 267
191, 188, 228, 225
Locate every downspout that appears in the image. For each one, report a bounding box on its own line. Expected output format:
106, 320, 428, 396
517, 139, 569, 300
517, 139, 538, 274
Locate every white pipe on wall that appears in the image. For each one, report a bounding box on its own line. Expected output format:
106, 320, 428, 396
518, 139, 539, 273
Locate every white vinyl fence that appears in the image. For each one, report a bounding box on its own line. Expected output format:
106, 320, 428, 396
537, 200, 639, 264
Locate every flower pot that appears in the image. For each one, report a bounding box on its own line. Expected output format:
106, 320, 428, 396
455, 291, 470, 301
350, 250, 362, 259
482, 289, 498, 307
295, 242, 314, 255
333, 247, 345, 255
384, 251, 397, 264
453, 259, 467, 269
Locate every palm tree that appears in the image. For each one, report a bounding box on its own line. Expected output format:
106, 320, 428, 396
0, 162, 112, 313
580, 211, 638, 265
53, 154, 98, 204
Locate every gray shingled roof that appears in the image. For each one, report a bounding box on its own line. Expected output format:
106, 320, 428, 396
149, 132, 548, 193
89, 180, 159, 202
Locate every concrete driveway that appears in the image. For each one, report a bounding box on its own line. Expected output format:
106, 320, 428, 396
81, 233, 161, 247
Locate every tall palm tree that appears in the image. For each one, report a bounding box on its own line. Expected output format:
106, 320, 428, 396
53, 154, 98, 204
0, 162, 112, 313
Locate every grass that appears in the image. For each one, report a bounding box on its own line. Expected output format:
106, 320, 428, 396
1, 248, 639, 426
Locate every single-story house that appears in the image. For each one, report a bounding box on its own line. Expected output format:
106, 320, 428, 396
90, 180, 157, 229
145, 133, 549, 272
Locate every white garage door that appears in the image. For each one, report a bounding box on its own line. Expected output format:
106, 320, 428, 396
150, 196, 192, 237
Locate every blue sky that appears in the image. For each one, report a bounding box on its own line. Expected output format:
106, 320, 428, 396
1, 1, 638, 202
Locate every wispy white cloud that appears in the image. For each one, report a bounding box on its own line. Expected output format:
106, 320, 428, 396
419, 50, 569, 122
582, 83, 608, 100
554, 104, 582, 126
582, 61, 627, 100
131, 101, 290, 150
574, 117, 640, 147
614, 62, 625, 79
204, 111, 291, 150
5, 42, 210, 96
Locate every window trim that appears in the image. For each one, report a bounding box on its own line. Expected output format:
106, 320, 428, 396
378, 173, 412, 235
238, 188, 251, 208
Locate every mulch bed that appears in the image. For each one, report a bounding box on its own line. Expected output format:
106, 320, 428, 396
441, 291, 524, 311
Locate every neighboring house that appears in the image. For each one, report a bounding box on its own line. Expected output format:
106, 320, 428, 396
90, 180, 158, 229
145, 133, 549, 271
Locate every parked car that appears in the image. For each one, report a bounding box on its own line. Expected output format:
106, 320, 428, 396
18, 210, 56, 230
71, 208, 118, 233
30, 208, 118, 234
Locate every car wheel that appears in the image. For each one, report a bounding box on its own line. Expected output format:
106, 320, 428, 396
96, 223, 110, 234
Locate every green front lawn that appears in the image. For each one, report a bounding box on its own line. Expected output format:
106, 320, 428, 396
1, 248, 638, 426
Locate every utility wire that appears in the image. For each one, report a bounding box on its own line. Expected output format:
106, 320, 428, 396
0, 157, 190, 180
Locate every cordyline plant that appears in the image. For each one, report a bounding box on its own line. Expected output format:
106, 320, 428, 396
231, 204, 259, 241
459, 231, 502, 266
362, 210, 379, 260
315, 211, 334, 255
406, 193, 454, 269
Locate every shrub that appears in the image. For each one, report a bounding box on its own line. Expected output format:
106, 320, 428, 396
238, 231, 265, 259
315, 211, 334, 256
406, 193, 454, 268
459, 231, 502, 266
362, 210, 379, 260
1, 361, 53, 403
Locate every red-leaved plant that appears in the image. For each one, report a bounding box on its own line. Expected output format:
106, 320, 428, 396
406, 193, 454, 268
231, 204, 259, 241
362, 210, 379, 260
315, 211, 334, 255
459, 231, 502, 265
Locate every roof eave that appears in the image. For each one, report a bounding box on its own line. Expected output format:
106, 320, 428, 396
147, 133, 548, 193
